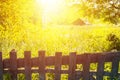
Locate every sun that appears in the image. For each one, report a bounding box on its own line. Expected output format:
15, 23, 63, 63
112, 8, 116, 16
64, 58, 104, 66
41, 0, 58, 8
35, 0, 65, 24
36, 0, 65, 16
36, 0, 63, 10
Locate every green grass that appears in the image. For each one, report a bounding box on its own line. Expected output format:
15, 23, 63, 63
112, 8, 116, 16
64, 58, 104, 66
1, 24, 120, 58
1, 24, 120, 80
35, 24, 120, 55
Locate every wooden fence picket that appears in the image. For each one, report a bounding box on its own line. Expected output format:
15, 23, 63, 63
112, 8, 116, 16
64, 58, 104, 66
24, 51, 31, 80
68, 52, 76, 80
111, 54, 119, 80
82, 54, 90, 80
10, 51, 17, 80
38, 51, 45, 80
96, 54, 105, 80
55, 52, 62, 80
0, 52, 3, 80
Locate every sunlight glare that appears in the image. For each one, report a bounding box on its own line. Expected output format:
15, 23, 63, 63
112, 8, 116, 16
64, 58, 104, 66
36, 0, 64, 10
36, 0, 66, 25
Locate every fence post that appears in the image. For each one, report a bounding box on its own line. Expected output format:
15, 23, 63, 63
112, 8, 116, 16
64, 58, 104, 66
10, 51, 17, 80
82, 54, 90, 80
24, 51, 31, 80
68, 52, 76, 80
38, 51, 45, 80
111, 54, 119, 80
96, 54, 105, 80
55, 52, 62, 80
0, 52, 3, 80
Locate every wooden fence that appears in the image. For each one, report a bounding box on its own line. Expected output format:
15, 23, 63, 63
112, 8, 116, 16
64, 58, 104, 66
0, 51, 120, 80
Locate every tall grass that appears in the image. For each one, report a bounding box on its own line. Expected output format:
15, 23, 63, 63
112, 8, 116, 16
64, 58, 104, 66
1, 24, 120, 58
1, 24, 120, 80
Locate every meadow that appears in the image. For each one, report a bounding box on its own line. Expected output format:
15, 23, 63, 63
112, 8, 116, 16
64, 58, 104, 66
1, 23, 120, 80
1, 24, 120, 58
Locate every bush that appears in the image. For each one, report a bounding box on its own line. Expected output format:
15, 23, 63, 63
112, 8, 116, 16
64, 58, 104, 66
107, 33, 120, 51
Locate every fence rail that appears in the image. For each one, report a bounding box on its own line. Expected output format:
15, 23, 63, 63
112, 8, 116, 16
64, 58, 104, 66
0, 51, 120, 80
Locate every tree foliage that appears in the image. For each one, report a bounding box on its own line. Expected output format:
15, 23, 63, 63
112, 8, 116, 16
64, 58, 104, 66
75, 0, 120, 24
0, 0, 42, 53
0, 0, 42, 28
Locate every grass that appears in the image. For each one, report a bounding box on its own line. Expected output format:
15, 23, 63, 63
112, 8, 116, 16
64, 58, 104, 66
1, 24, 120, 58
34, 24, 120, 55
1, 24, 120, 80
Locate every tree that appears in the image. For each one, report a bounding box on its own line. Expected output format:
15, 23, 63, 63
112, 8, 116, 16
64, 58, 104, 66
69, 0, 120, 24
84, 0, 120, 24
0, 0, 42, 52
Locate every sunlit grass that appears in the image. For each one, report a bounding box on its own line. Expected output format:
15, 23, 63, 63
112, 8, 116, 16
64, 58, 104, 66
1, 24, 120, 80
2, 24, 120, 58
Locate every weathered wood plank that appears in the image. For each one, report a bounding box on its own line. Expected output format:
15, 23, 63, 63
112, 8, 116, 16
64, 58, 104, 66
24, 51, 31, 80
96, 54, 105, 80
0, 52, 3, 80
45, 56, 55, 65
38, 51, 45, 80
55, 52, 62, 80
17, 58, 24, 68
111, 54, 119, 80
82, 54, 90, 80
3, 53, 120, 68
10, 51, 17, 80
3, 59, 10, 68
68, 52, 76, 80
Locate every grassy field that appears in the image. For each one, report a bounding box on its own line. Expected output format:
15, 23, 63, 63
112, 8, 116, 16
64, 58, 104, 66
1, 24, 120, 58
1, 24, 120, 80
